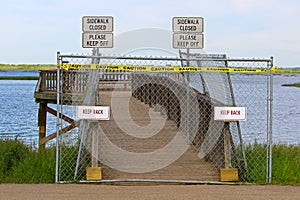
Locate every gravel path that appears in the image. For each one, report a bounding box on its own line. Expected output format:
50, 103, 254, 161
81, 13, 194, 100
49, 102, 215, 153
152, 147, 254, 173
1, 184, 300, 200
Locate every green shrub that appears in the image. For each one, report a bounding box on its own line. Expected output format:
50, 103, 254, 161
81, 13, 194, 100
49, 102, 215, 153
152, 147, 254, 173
0, 139, 30, 181
2, 139, 300, 184
10, 148, 56, 183
241, 143, 300, 184
0, 139, 55, 183
244, 143, 268, 183
272, 145, 300, 184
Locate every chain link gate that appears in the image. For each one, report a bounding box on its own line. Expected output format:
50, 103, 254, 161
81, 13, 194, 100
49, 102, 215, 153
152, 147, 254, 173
55, 51, 273, 183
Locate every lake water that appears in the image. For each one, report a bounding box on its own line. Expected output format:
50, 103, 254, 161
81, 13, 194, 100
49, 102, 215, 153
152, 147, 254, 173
272, 74, 300, 144
0, 70, 299, 145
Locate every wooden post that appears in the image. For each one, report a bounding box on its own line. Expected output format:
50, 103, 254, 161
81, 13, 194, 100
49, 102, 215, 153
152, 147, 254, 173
224, 122, 232, 168
89, 122, 99, 168
38, 101, 47, 150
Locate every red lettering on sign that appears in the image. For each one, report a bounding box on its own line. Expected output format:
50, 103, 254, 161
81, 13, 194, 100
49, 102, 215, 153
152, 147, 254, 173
231, 110, 240, 115
83, 109, 92, 114
93, 110, 104, 114
220, 110, 230, 115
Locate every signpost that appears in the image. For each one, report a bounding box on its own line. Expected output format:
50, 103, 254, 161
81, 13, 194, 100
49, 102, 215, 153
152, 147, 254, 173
81, 16, 114, 178
172, 17, 204, 49
82, 16, 114, 48
172, 17, 204, 144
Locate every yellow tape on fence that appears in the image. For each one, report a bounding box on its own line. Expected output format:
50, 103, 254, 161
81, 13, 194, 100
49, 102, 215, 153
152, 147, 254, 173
57, 64, 300, 74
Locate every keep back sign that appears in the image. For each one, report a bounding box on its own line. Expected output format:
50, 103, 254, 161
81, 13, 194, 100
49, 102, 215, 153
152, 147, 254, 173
76, 106, 110, 120
214, 107, 247, 121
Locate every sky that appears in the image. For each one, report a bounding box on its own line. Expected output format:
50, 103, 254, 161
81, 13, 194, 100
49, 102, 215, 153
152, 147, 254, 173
0, 0, 299, 67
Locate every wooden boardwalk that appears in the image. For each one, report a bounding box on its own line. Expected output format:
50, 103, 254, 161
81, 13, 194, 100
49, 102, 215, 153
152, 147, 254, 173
96, 91, 219, 181
34, 70, 230, 181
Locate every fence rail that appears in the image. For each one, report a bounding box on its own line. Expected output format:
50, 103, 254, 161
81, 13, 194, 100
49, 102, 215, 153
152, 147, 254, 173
35, 70, 132, 94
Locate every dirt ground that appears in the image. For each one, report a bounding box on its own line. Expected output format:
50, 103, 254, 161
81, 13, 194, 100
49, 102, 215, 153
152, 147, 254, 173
1, 184, 300, 200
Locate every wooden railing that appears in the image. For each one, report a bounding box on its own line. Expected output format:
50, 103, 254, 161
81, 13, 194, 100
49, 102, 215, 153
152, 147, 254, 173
61, 70, 88, 93
35, 70, 132, 94
36, 70, 57, 92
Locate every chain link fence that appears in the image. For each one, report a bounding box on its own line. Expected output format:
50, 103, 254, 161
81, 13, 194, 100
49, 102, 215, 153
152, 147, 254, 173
54, 52, 273, 183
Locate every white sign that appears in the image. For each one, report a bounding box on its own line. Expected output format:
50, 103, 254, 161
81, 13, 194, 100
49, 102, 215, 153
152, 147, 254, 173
172, 17, 204, 33
82, 16, 113, 32
76, 106, 110, 120
82, 32, 113, 48
173, 33, 203, 49
214, 107, 247, 121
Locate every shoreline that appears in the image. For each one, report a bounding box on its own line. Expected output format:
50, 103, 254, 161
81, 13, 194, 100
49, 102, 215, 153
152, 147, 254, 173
0, 76, 39, 80
282, 83, 300, 87
0, 64, 56, 71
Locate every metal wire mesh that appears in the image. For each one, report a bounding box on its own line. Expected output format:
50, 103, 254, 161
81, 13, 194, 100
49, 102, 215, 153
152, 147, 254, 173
55, 52, 272, 183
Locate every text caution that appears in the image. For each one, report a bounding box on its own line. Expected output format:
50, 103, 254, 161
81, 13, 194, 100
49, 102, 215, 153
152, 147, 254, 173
76, 106, 110, 120
214, 107, 247, 121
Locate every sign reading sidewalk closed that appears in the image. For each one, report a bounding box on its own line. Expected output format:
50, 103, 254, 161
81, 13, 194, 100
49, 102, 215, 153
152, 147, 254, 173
82, 16, 113, 32
172, 16, 204, 49
172, 17, 203, 33
82, 16, 114, 48
76, 106, 110, 120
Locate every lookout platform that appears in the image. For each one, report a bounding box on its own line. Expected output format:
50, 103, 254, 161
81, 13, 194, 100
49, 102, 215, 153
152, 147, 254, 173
34, 70, 131, 147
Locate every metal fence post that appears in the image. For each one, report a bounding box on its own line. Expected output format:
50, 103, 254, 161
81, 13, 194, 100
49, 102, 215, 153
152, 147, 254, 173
55, 51, 61, 183
225, 59, 248, 170
186, 48, 190, 144
268, 56, 274, 183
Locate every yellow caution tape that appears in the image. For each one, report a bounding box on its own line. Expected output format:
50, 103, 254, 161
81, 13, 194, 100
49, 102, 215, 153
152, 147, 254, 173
57, 64, 300, 74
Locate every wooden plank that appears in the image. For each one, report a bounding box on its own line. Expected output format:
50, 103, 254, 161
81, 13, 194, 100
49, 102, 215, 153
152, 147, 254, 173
38, 102, 47, 149
40, 122, 78, 145
224, 122, 232, 168
45, 106, 74, 123
220, 168, 239, 182
86, 167, 102, 180
91, 130, 98, 167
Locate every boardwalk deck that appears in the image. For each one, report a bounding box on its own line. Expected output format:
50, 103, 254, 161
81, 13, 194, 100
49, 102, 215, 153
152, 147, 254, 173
93, 91, 219, 181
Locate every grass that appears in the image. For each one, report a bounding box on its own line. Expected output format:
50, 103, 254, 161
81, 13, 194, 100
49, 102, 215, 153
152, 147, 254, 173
282, 83, 300, 88
1, 139, 300, 184
0, 64, 56, 70
272, 145, 300, 184
235, 143, 300, 184
0, 76, 39, 80
0, 139, 30, 180
10, 148, 56, 183
243, 143, 268, 183
0, 139, 55, 183
0, 64, 55, 80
